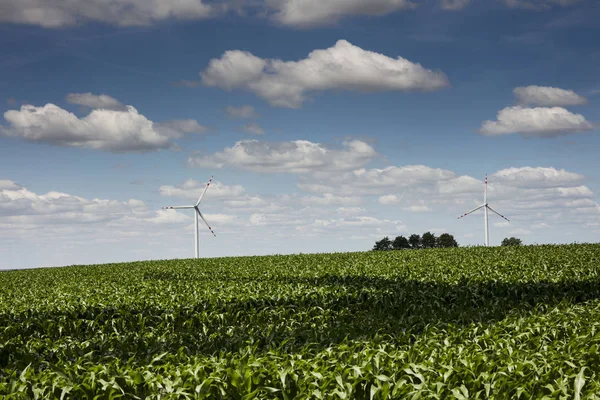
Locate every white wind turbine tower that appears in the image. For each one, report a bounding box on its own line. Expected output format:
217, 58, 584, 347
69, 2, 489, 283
457, 175, 510, 246
162, 176, 216, 258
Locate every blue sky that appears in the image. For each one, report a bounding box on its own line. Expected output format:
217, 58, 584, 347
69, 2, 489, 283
1, 0, 599, 269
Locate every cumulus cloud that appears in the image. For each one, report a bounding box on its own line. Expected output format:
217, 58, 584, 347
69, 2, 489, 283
224, 195, 269, 209
0, 180, 156, 224
378, 195, 431, 212
298, 164, 597, 220
479, 106, 592, 137
513, 86, 587, 107
266, 0, 415, 27
249, 212, 304, 227
492, 167, 584, 188
159, 179, 246, 202
243, 123, 265, 135
504, 0, 582, 9
155, 119, 208, 138
510, 228, 532, 235
146, 209, 190, 224
336, 207, 366, 215
404, 205, 432, 213
299, 165, 457, 195
296, 163, 600, 228
0, 180, 21, 191
1, 103, 170, 152
1, 102, 202, 152
226, 105, 258, 119
0, 180, 243, 232
188, 139, 377, 173
0, 179, 251, 267
311, 216, 407, 236
0, 0, 216, 28
378, 195, 400, 205
300, 194, 362, 206
66, 93, 126, 110
200, 40, 450, 108
441, 0, 471, 10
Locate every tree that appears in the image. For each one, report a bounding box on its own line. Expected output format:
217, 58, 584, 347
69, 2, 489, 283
373, 237, 393, 251
392, 235, 410, 250
421, 231, 437, 249
502, 237, 522, 246
408, 234, 422, 249
437, 233, 458, 248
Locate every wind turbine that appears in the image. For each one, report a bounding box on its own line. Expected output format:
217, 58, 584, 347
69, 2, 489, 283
457, 175, 510, 246
162, 176, 216, 258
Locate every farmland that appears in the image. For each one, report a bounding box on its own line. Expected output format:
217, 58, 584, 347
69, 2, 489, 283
1, 244, 600, 398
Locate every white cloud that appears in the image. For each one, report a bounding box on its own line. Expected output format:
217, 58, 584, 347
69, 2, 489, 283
3, 160, 600, 268
159, 179, 246, 202
155, 119, 208, 138
147, 209, 190, 224
1, 103, 182, 152
202, 50, 267, 91
504, 0, 582, 10
300, 194, 362, 206
441, 0, 471, 10
0, 180, 157, 224
188, 139, 377, 173
0, 180, 248, 268
378, 195, 400, 205
224, 195, 269, 209
266, 0, 415, 27
203, 213, 238, 224
0, 0, 216, 28
226, 105, 258, 119
438, 175, 482, 194
492, 167, 584, 188
352, 165, 455, 188
513, 86, 587, 106
479, 106, 592, 137
378, 195, 430, 212
494, 221, 511, 228
311, 216, 407, 236
243, 123, 265, 135
66, 93, 126, 110
0, 180, 21, 191
336, 207, 366, 215
249, 213, 303, 227
295, 163, 600, 230
530, 222, 550, 230
300, 165, 457, 195
510, 228, 532, 235
403, 205, 432, 213
201, 40, 450, 108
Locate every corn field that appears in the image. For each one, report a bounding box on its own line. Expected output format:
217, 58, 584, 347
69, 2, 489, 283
1, 244, 600, 398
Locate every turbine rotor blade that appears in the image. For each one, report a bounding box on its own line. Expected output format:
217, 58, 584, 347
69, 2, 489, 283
487, 205, 510, 222
196, 208, 216, 237
162, 206, 195, 209
457, 204, 485, 219
196, 176, 214, 207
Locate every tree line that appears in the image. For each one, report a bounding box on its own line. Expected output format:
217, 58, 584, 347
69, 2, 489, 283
373, 232, 458, 251
373, 233, 524, 251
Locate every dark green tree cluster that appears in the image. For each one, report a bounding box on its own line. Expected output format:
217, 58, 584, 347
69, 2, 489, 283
373, 232, 458, 251
502, 237, 523, 246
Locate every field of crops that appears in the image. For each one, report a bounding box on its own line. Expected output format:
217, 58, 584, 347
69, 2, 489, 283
1, 244, 600, 398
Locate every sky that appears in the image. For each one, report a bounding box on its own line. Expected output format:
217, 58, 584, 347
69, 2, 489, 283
1, 0, 599, 269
